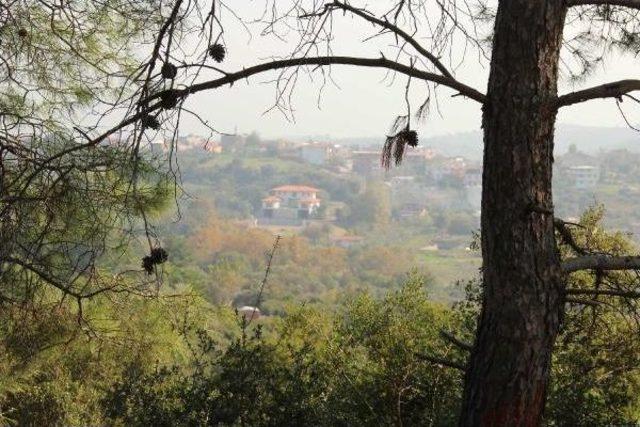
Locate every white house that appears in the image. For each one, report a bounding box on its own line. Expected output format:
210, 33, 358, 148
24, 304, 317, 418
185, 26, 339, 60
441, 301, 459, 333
237, 306, 261, 320
567, 165, 599, 190
262, 185, 322, 220
299, 142, 335, 165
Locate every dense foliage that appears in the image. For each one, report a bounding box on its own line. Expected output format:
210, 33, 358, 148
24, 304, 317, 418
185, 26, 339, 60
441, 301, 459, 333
3, 208, 640, 425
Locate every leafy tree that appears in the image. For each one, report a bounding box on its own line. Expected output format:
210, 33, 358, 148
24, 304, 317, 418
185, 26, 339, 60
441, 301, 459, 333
346, 180, 391, 229
102, 275, 463, 426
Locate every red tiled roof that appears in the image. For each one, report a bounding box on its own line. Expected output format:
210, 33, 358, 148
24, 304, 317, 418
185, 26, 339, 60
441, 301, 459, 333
262, 196, 281, 202
271, 185, 320, 193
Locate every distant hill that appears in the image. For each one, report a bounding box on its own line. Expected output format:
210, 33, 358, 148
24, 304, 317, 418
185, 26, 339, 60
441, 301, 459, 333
326, 125, 640, 161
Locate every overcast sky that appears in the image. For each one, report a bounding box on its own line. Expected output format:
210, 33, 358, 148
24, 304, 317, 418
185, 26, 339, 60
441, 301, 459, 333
178, 3, 640, 139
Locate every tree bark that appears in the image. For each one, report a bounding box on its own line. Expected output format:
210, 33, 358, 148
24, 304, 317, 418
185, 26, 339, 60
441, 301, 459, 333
459, 2, 567, 425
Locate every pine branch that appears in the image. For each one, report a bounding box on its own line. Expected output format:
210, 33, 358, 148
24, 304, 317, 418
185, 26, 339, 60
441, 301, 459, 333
554, 218, 588, 255
439, 330, 473, 352
564, 297, 602, 306
415, 353, 466, 371
148, 56, 486, 104
562, 255, 640, 273
557, 80, 640, 108
567, 0, 640, 8
565, 288, 640, 299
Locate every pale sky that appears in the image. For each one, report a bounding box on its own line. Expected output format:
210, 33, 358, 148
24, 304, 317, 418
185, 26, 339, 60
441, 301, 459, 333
178, 2, 640, 139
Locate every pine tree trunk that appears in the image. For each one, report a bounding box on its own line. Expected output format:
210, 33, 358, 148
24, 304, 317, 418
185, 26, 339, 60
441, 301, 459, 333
459, 2, 568, 425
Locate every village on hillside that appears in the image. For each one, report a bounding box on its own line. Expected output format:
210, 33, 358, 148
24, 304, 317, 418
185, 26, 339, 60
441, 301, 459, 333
145, 132, 640, 238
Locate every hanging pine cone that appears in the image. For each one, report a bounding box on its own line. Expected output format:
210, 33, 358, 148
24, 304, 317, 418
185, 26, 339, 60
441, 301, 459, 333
17, 28, 28, 38
142, 256, 154, 274
141, 247, 168, 275
381, 128, 419, 169
399, 129, 419, 147
208, 44, 226, 62
160, 90, 178, 110
150, 247, 168, 264
141, 114, 160, 130
161, 62, 178, 79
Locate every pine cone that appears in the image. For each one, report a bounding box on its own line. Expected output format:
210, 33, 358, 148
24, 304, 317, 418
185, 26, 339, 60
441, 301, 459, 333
141, 114, 160, 130
160, 91, 178, 110
161, 62, 177, 79
142, 256, 154, 274
208, 44, 226, 63
150, 247, 168, 264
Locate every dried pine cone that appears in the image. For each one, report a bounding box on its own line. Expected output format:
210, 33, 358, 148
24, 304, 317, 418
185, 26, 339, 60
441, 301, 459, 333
401, 129, 419, 147
142, 256, 154, 274
381, 128, 419, 169
161, 62, 177, 79
150, 247, 168, 264
141, 114, 160, 130
160, 90, 178, 110
208, 44, 226, 63
141, 247, 168, 275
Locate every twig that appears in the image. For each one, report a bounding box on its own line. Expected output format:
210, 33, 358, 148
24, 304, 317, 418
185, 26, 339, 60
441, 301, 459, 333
248, 235, 281, 323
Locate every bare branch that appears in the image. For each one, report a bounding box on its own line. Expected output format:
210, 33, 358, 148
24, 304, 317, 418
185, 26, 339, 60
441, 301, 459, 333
557, 79, 640, 108
248, 235, 281, 325
415, 352, 466, 371
302, 1, 454, 79
562, 255, 640, 273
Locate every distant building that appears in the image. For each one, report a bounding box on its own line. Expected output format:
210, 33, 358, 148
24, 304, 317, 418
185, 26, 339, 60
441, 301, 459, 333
556, 145, 601, 190
150, 141, 166, 155
237, 306, 261, 320
463, 168, 482, 187
330, 235, 364, 248
203, 141, 223, 153
389, 176, 429, 219
567, 165, 599, 189
299, 142, 335, 165
261, 196, 281, 218
429, 156, 467, 182
220, 133, 246, 151
261, 185, 322, 220
352, 151, 382, 176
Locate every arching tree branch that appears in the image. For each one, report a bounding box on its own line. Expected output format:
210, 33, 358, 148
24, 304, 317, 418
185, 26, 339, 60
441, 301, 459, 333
150, 56, 485, 104
302, 1, 454, 79
88, 55, 483, 149
557, 79, 640, 107
562, 255, 640, 273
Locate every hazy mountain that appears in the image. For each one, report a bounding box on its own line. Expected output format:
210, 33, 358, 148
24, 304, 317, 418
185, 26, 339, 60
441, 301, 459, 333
328, 125, 640, 161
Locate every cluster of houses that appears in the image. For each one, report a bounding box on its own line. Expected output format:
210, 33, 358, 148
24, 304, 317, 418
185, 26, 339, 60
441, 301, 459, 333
149, 133, 603, 224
